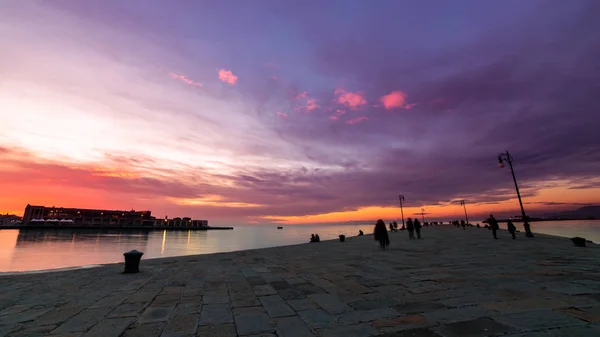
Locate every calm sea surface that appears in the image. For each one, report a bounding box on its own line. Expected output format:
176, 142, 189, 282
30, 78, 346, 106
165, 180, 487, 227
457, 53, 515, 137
1, 220, 599, 273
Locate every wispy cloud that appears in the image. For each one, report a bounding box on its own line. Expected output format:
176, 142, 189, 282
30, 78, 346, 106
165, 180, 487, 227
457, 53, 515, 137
380, 91, 407, 109
276, 111, 288, 118
218, 69, 238, 85
169, 72, 203, 87
335, 88, 367, 109
346, 116, 368, 124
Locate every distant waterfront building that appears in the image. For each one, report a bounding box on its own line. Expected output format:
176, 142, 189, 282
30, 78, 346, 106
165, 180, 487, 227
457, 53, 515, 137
22, 205, 207, 228
0, 213, 22, 225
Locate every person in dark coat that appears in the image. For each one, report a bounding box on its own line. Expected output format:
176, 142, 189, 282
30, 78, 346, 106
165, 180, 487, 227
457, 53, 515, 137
488, 214, 499, 239
460, 220, 466, 230
406, 218, 415, 239
414, 218, 422, 239
393, 221, 398, 231
507, 220, 516, 239
374, 219, 390, 250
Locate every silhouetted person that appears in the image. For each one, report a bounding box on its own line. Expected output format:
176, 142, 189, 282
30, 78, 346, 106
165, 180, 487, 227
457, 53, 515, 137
414, 218, 422, 239
389, 222, 394, 232
315, 234, 320, 242
310, 234, 316, 242
487, 214, 499, 239
476, 223, 481, 228
393, 221, 398, 230
406, 218, 415, 239
374, 219, 390, 250
358, 230, 364, 236
507, 220, 516, 239
460, 220, 466, 230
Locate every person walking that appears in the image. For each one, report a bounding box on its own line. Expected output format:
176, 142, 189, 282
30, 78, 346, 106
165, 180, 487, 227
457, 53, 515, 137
414, 218, 422, 239
406, 218, 415, 239
507, 220, 516, 239
374, 219, 390, 250
488, 214, 499, 239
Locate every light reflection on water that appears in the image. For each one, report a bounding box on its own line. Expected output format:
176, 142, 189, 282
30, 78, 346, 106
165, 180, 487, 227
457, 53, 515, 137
0, 220, 599, 272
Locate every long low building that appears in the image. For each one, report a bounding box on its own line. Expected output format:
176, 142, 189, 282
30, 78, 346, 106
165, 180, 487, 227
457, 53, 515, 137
22, 205, 208, 228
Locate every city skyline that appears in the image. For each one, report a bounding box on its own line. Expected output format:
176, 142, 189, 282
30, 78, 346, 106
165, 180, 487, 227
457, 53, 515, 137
1, 1, 600, 225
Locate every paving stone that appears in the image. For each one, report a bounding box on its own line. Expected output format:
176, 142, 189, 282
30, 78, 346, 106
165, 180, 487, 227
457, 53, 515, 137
202, 290, 229, 304
231, 292, 260, 308
277, 289, 306, 300
317, 323, 377, 337
372, 314, 428, 333
494, 310, 586, 330
434, 317, 515, 337
423, 306, 497, 323
138, 307, 174, 324
294, 283, 327, 295
394, 302, 447, 314
199, 304, 233, 325
269, 281, 290, 290
83, 317, 134, 337
52, 308, 112, 333
259, 295, 295, 318
288, 299, 319, 311
122, 322, 165, 337
348, 298, 401, 311
195, 323, 236, 337
482, 299, 570, 313
1, 306, 52, 325
340, 307, 399, 324
274, 316, 313, 337
33, 304, 86, 326
549, 325, 600, 337
377, 328, 443, 337
234, 310, 273, 335
560, 307, 600, 323
108, 302, 148, 318
253, 285, 277, 297
246, 277, 267, 286
308, 294, 351, 315
297, 309, 338, 329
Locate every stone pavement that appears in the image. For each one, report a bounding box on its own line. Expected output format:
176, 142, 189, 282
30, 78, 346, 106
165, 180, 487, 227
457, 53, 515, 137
1, 226, 599, 337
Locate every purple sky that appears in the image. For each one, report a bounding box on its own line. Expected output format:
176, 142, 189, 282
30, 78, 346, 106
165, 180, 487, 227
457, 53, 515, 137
1, 0, 599, 224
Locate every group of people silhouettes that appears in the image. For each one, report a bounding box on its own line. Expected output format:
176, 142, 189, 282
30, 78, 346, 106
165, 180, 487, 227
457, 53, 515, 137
373, 217, 424, 250
486, 214, 517, 239
309, 234, 320, 242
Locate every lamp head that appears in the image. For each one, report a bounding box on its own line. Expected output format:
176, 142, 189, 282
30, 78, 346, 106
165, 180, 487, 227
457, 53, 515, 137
497, 156, 505, 168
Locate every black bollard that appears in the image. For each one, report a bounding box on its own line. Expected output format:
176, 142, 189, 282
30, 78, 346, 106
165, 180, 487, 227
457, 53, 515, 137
571, 237, 586, 247
123, 250, 144, 273
339, 235, 345, 242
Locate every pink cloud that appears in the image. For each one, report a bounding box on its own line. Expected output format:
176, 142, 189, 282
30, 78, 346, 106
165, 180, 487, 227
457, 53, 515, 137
346, 116, 368, 125
218, 69, 238, 85
329, 116, 339, 121
404, 103, 418, 110
169, 72, 203, 87
335, 88, 367, 109
335, 109, 346, 116
296, 91, 307, 100
306, 99, 319, 112
380, 91, 407, 109
276, 112, 288, 118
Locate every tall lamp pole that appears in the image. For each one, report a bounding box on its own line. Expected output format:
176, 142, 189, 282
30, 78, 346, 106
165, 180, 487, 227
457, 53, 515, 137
498, 151, 534, 237
398, 195, 405, 228
460, 200, 469, 225
421, 208, 425, 224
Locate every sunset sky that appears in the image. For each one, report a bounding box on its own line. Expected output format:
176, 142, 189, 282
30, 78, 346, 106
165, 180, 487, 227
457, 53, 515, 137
1, 0, 599, 225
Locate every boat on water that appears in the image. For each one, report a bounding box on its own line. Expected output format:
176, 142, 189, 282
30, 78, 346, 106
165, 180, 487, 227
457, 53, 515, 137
277, 226, 283, 229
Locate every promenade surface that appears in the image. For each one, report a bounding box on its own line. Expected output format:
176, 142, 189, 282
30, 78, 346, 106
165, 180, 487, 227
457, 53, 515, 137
1, 226, 599, 337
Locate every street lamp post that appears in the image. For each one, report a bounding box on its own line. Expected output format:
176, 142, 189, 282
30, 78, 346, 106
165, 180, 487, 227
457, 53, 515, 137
398, 195, 405, 229
460, 200, 469, 225
498, 151, 534, 237
421, 208, 425, 224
